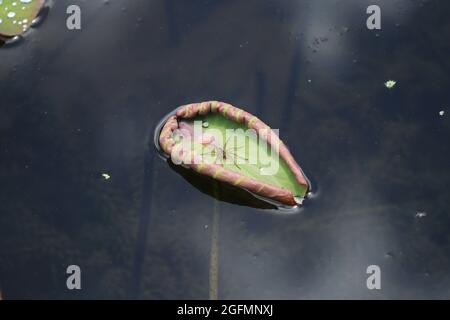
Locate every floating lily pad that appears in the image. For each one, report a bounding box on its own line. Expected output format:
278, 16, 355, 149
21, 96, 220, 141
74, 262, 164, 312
0, 0, 45, 37
157, 101, 310, 207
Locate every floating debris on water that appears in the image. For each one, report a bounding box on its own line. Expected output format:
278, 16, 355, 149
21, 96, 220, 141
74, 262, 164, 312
415, 211, 427, 218
384, 80, 397, 89
101, 173, 111, 180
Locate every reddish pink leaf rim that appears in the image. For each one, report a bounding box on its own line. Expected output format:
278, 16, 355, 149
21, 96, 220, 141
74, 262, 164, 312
159, 101, 310, 206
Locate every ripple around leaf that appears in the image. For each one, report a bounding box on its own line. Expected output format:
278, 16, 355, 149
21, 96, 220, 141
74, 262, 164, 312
0, 0, 45, 38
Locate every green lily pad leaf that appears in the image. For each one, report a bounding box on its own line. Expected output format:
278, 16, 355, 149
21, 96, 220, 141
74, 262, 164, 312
0, 0, 45, 37
158, 102, 310, 207
196, 113, 308, 199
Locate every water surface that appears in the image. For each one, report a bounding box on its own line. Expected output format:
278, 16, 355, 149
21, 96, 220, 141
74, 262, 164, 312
1, 0, 449, 299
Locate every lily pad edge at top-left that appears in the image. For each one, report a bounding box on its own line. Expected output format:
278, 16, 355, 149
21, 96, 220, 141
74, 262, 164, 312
0, 0, 45, 38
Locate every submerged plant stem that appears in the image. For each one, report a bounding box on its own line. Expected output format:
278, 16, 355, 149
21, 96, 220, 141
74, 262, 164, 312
209, 183, 220, 300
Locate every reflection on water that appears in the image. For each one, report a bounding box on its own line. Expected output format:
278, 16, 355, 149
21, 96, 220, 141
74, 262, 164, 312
168, 160, 277, 211
1, 0, 450, 299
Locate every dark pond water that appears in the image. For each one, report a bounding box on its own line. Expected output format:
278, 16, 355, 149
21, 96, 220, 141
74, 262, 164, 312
1, 0, 449, 299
